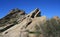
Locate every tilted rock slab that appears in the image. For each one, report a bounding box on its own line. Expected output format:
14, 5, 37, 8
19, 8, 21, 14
0, 16, 46, 37
0, 8, 60, 37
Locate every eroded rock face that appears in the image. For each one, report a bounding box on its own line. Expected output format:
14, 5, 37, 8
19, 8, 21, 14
0, 8, 60, 37
0, 8, 26, 32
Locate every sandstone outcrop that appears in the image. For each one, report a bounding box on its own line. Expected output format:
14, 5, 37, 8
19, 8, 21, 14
0, 8, 60, 37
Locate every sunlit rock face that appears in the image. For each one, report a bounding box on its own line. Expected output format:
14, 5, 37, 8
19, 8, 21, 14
0, 8, 60, 37
0, 8, 26, 32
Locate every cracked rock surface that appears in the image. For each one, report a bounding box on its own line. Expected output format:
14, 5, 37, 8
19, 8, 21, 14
0, 8, 60, 37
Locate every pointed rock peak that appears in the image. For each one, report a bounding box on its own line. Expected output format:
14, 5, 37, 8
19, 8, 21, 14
29, 8, 41, 18
0, 8, 26, 21
8, 8, 25, 15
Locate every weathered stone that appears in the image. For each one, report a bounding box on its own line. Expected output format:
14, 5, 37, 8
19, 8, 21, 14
0, 8, 60, 37
53, 16, 59, 20
0, 8, 42, 37
2, 17, 32, 37
0, 8, 26, 32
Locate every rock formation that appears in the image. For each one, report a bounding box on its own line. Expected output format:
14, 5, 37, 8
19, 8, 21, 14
0, 8, 26, 32
0, 8, 60, 37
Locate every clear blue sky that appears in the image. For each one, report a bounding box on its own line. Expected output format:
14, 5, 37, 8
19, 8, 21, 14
0, 0, 60, 18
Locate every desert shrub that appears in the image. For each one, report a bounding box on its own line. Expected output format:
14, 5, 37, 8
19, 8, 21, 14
40, 18, 60, 37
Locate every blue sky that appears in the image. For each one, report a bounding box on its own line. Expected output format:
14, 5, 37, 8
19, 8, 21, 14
0, 0, 60, 18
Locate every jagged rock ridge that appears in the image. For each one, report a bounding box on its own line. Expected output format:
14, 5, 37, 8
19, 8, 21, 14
0, 8, 26, 31
0, 8, 60, 37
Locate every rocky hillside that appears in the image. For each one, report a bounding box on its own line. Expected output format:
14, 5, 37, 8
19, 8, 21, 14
0, 8, 60, 37
0, 8, 26, 31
